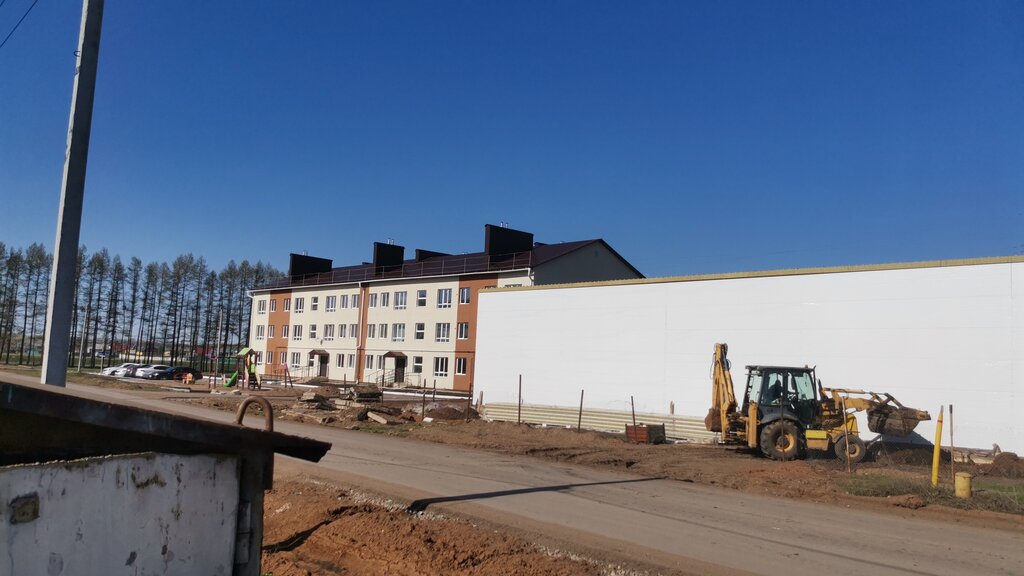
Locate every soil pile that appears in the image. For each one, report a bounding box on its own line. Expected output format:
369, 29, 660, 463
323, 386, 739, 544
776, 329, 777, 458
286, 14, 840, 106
988, 453, 1024, 478
262, 478, 606, 576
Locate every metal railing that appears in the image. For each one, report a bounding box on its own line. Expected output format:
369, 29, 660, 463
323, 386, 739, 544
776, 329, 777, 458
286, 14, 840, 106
262, 251, 534, 289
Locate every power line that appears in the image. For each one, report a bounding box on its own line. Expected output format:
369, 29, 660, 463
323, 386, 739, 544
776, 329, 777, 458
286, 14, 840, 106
0, 0, 42, 52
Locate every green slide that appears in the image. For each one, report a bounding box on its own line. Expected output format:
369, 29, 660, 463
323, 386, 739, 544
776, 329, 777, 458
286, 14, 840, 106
225, 371, 238, 388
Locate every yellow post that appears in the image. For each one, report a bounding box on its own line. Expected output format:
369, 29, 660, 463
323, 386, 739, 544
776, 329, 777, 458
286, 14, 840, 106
931, 406, 944, 488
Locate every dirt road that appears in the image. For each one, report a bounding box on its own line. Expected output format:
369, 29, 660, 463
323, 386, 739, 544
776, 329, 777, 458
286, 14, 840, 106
5, 373, 1021, 576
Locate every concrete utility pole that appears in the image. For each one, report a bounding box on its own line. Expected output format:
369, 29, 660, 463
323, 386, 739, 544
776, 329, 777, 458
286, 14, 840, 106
41, 0, 106, 387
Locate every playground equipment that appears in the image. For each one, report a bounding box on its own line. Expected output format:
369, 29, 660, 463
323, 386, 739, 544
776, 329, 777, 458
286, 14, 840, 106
226, 347, 261, 390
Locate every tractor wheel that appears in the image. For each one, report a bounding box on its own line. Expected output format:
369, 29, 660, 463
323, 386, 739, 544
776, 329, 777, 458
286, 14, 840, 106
759, 421, 801, 461
833, 434, 867, 464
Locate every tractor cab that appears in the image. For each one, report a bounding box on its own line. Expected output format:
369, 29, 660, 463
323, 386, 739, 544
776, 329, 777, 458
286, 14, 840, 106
743, 365, 820, 429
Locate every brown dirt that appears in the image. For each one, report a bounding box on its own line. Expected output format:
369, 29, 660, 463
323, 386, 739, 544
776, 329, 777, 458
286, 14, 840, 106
987, 452, 1024, 478
261, 477, 607, 576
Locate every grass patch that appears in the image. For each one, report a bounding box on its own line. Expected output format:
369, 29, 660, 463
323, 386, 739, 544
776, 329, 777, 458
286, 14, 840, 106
840, 474, 1024, 515
356, 422, 420, 437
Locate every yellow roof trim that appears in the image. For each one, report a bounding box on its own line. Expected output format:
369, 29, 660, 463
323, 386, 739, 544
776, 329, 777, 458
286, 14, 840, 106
485, 255, 1024, 293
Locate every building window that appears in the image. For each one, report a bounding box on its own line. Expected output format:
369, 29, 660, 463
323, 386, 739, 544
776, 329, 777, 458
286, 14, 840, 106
368, 293, 378, 308
290, 352, 301, 367
351, 324, 359, 339
340, 294, 349, 309
292, 325, 302, 340
437, 288, 452, 308
338, 323, 347, 338
433, 356, 449, 377
336, 353, 345, 368
256, 325, 265, 340
269, 298, 277, 312
392, 323, 405, 342
377, 355, 384, 370
413, 356, 423, 373
352, 294, 361, 309
365, 355, 374, 369
282, 325, 289, 339
379, 323, 387, 339
294, 297, 305, 313
457, 322, 469, 340
256, 351, 263, 365
367, 324, 376, 339
415, 323, 425, 340
456, 357, 467, 375
311, 296, 319, 311
395, 291, 407, 309
416, 290, 427, 307
257, 300, 267, 315
284, 298, 291, 311
459, 287, 470, 304
268, 325, 275, 339
381, 292, 390, 308
279, 351, 287, 365
326, 295, 336, 312
324, 324, 335, 340
435, 323, 450, 343
347, 354, 355, 367
309, 324, 318, 339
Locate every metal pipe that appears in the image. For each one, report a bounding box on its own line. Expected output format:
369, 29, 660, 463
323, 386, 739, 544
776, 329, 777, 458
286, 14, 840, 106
577, 389, 584, 433
931, 406, 945, 488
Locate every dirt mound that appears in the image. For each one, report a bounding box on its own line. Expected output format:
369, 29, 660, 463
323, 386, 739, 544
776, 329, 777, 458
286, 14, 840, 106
427, 406, 475, 420
262, 479, 604, 576
988, 453, 1024, 478
870, 442, 948, 467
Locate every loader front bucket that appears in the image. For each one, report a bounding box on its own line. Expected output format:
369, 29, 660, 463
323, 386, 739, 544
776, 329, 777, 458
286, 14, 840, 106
867, 407, 931, 437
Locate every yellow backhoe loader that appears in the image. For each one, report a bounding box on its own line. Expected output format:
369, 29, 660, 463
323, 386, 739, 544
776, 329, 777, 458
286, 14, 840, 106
705, 343, 930, 462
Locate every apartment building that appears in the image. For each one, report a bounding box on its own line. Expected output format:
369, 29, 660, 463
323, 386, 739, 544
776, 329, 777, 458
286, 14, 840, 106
248, 224, 642, 392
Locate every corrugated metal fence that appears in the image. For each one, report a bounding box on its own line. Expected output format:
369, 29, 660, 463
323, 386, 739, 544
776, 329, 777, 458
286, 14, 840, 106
482, 402, 717, 443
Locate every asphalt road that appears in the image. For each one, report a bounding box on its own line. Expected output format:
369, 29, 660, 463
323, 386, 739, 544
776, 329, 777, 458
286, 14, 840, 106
4, 372, 1022, 576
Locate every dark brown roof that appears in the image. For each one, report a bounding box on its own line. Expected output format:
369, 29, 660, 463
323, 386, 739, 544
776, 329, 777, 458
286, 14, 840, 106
259, 239, 640, 291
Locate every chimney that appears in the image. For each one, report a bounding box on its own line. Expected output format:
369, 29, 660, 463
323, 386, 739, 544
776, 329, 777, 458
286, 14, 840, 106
372, 242, 405, 276
484, 224, 533, 256
288, 253, 333, 279
415, 249, 449, 262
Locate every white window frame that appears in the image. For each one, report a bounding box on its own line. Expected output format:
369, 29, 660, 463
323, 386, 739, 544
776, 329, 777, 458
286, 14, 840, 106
437, 288, 452, 308
456, 357, 467, 375
311, 296, 319, 311
352, 294, 361, 309
338, 323, 347, 338
379, 323, 387, 339
365, 355, 374, 369
347, 353, 355, 367
377, 355, 384, 370
294, 297, 305, 313
324, 324, 335, 341
435, 323, 450, 343
269, 298, 277, 312
416, 290, 427, 307
433, 356, 449, 377
413, 356, 423, 373
256, 351, 263, 365
292, 324, 302, 341
457, 322, 469, 340
391, 323, 405, 342
352, 324, 359, 339
280, 351, 287, 365
256, 325, 265, 340
336, 353, 345, 368
415, 323, 425, 340
459, 287, 470, 305
268, 325, 275, 339
368, 293, 378, 308
367, 324, 376, 339
326, 295, 336, 312
394, 291, 407, 309
284, 298, 291, 311
340, 294, 349, 309
257, 300, 267, 315
282, 325, 289, 339
381, 292, 390, 308
309, 324, 317, 340
290, 352, 301, 368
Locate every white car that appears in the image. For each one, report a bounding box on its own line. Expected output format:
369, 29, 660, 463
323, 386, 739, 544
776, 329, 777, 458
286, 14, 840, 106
134, 365, 170, 379
101, 363, 138, 376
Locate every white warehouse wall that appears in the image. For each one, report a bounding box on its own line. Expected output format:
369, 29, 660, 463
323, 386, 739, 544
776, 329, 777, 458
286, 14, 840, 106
475, 259, 1024, 453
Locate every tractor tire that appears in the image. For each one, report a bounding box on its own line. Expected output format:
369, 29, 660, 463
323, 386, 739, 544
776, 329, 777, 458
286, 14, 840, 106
759, 421, 801, 461
833, 434, 867, 464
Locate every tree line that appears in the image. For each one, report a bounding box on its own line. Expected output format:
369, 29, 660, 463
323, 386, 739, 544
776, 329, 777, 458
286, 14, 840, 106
0, 241, 282, 371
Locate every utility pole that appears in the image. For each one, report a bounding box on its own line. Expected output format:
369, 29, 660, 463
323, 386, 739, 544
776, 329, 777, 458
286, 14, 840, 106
41, 0, 105, 386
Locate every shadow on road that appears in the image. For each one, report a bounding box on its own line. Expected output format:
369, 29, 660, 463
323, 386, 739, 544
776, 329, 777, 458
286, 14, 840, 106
406, 476, 665, 513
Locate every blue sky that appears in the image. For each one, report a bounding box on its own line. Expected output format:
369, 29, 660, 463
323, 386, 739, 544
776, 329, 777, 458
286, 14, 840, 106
1, 1, 1021, 277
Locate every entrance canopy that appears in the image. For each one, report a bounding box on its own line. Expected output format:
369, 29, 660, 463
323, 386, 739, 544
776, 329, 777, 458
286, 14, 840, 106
308, 349, 329, 357
383, 351, 407, 359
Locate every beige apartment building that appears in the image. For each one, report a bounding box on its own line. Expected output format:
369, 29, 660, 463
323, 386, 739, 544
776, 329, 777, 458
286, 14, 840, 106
248, 225, 642, 392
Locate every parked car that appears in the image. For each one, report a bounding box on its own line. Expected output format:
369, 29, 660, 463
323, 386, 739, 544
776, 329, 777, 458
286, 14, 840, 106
100, 363, 138, 376
135, 365, 170, 379
143, 366, 202, 381
125, 364, 152, 377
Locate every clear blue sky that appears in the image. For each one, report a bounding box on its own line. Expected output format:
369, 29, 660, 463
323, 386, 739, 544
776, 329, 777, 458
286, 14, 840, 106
1, 1, 1021, 277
